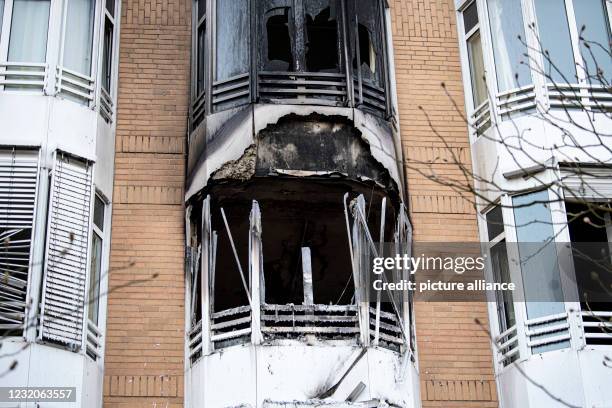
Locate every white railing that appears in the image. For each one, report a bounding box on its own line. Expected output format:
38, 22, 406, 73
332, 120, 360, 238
524, 312, 570, 350
260, 304, 359, 339
496, 85, 537, 117
471, 100, 492, 136
547, 83, 612, 111
369, 307, 403, 349
210, 305, 252, 348
0, 62, 47, 91
99, 87, 114, 123
495, 324, 519, 366
85, 319, 103, 360
581, 310, 612, 345
188, 320, 203, 362
55, 65, 95, 104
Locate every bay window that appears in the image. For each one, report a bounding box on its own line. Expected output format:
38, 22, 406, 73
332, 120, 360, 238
486, 0, 532, 92
8, 0, 51, 63
63, 0, 95, 76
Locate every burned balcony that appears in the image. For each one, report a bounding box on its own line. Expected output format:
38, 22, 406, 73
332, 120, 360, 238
185, 114, 413, 360
190, 0, 392, 130
186, 181, 412, 359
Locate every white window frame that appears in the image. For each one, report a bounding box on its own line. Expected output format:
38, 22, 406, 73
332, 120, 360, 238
56, 0, 102, 105
456, 0, 497, 141
85, 189, 109, 362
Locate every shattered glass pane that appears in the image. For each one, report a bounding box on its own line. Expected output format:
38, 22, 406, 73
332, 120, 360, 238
305, 0, 340, 72
265, 7, 294, 71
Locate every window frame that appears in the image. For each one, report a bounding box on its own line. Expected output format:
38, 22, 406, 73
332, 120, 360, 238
87, 191, 106, 328
58, 0, 98, 78
99, 0, 116, 95
461, 0, 487, 111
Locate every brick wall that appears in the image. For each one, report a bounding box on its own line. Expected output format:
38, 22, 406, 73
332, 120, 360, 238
388, 1, 498, 407
103, 0, 190, 406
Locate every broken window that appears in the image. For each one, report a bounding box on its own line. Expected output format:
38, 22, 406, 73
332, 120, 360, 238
352, 0, 383, 85
566, 201, 612, 345
264, 6, 294, 71
0, 148, 39, 337
305, 0, 340, 72
261, 0, 342, 73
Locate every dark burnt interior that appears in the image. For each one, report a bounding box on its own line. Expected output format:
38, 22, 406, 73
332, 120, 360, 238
200, 178, 397, 312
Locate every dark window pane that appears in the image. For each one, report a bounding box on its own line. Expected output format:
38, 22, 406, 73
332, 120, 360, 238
265, 7, 294, 71
106, 0, 114, 16
93, 195, 105, 231
463, 1, 479, 34
196, 22, 206, 94
197, 0, 205, 20
566, 202, 612, 332
534, 0, 577, 83
305, 0, 340, 72
102, 18, 113, 91
486, 206, 504, 240
215, 0, 249, 81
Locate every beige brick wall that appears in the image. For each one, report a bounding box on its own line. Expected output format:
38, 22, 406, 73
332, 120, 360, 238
389, 0, 498, 406
103, 0, 190, 406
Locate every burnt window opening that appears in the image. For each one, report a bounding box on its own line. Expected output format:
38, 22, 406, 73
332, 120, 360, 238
210, 201, 251, 312
353, 23, 376, 78
566, 201, 612, 346
187, 207, 203, 327
305, 4, 340, 72
265, 7, 294, 71
195, 9, 206, 96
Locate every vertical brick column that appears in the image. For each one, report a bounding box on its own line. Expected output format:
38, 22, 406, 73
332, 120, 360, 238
103, 0, 190, 406
388, 1, 498, 407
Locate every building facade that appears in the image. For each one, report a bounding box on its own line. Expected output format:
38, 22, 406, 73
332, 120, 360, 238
0, 0, 610, 407
456, 0, 612, 407
0, 0, 120, 405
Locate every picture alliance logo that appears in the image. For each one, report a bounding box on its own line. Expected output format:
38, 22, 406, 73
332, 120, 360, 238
371, 253, 487, 275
